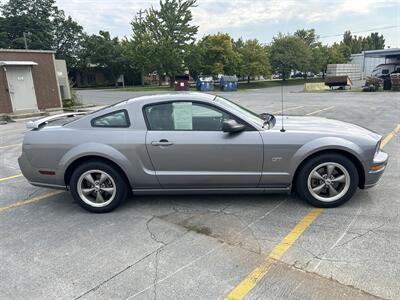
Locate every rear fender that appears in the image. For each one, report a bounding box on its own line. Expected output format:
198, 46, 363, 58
59, 143, 134, 186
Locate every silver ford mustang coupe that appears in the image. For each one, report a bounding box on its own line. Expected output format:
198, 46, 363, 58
18, 93, 388, 213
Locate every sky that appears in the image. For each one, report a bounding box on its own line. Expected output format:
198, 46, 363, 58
21, 0, 400, 48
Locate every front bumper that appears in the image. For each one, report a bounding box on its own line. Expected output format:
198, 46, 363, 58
363, 150, 388, 189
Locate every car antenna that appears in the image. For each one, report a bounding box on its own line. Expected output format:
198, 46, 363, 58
280, 81, 286, 132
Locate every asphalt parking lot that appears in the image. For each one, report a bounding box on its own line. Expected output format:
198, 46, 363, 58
1, 85, 399, 300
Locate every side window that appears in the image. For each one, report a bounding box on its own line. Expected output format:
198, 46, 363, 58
381, 69, 389, 75
91, 110, 130, 128
144, 102, 235, 131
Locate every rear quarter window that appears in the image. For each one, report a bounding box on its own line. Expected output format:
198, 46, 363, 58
91, 110, 130, 128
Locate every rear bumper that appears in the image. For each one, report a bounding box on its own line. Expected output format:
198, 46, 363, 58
18, 152, 65, 188
363, 150, 388, 189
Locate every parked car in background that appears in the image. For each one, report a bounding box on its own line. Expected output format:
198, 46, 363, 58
19, 93, 388, 213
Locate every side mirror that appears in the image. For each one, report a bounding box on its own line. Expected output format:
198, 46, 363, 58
222, 119, 246, 133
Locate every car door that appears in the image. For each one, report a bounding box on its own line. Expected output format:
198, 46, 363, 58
144, 101, 264, 189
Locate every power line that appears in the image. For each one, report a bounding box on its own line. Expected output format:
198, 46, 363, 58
319, 25, 399, 39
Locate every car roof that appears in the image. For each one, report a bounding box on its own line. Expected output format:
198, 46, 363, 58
125, 92, 216, 105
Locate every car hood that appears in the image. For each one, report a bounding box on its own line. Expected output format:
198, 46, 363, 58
272, 116, 381, 141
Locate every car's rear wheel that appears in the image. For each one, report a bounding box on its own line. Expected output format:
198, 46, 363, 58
295, 153, 359, 208
70, 161, 128, 213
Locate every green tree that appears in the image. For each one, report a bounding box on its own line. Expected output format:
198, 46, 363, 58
0, 17, 8, 48
78, 31, 127, 86
342, 30, 385, 53
237, 39, 271, 83
366, 32, 385, 50
310, 43, 328, 75
129, 13, 156, 85
294, 29, 318, 47
52, 8, 83, 68
269, 34, 311, 79
326, 43, 351, 65
184, 41, 206, 80
0, 0, 83, 67
200, 33, 240, 76
134, 0, 198, 85
0, 0, 55, 49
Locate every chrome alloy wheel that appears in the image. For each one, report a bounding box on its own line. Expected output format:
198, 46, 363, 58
307, 162, 350, 202
77, 170, 116, 207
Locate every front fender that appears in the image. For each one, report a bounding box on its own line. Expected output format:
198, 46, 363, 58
59, 142, 135, 186
290, 137, 365, 178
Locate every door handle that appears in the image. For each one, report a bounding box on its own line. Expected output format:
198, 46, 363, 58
151, 139, 174, 146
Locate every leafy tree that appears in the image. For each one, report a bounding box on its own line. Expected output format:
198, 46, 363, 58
132, 0, 198, 85
184, 41, 206, 80
200, 33, 240, 76
269, 34, 311, 79
0, 17, 8, 48
237, 39, 271, 82
129, 14, 157, 85
78, 31, 127, 86
52, 8, 83, 68
294, 29, 318, 47
0, 0, 55, 49
0, 0, 83, 67
342, 30, 385, 54
310, 43, 328, 75
366, 32, 385, 50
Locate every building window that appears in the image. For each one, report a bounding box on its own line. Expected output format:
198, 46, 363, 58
87, 74, 96, 84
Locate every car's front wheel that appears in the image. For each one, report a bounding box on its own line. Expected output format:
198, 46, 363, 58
295, 153, 359, 208
70, 161, 128, 213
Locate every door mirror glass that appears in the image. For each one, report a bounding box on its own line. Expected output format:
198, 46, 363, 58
222, 119, 246, 133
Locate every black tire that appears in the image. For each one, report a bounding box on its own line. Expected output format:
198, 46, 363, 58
295, 153, 359, 208
70, 160, 129, 213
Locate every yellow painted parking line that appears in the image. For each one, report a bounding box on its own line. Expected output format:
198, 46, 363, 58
0, 143, 21, 149
225, 125, 396, 300
380, 124, 400, 149
0, 191, 64, 213
0, 174, 22, 182
225, 208, 323, 300
273, 106, 304, 114
306, 106, 335, 116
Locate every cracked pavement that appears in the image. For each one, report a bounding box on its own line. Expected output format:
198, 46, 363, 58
1, 86, 399, 299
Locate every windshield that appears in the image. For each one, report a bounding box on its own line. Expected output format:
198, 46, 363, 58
215, 96, 265, 126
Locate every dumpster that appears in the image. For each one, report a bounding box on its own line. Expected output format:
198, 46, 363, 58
220, 75, 238, 91
196, 76, 214, 91
174, 75, 190, 91
324, 76, 352, 89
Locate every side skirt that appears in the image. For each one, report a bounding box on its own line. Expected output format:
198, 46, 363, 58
132, 186, 291, 195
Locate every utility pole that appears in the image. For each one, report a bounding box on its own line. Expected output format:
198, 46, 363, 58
137, 9, 146, 86
23, 32, 31, 49
137, 9, 145, 24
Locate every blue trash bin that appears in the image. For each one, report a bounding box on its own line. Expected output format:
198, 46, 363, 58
220, 75, 238, 91
196, 76, 214, 91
